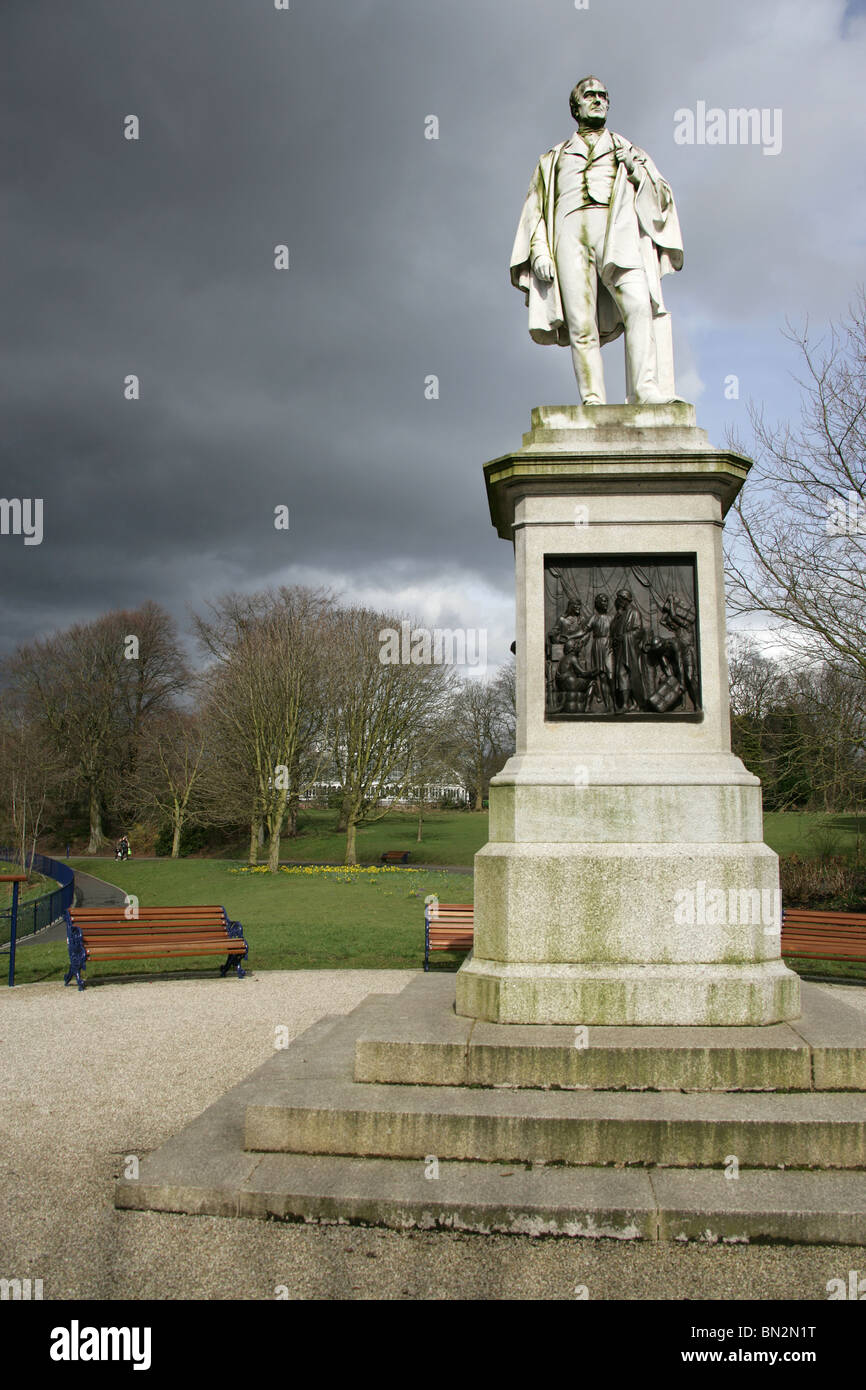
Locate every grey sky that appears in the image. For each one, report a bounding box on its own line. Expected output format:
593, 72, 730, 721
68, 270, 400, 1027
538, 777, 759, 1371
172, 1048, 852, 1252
2, 0, 865, 666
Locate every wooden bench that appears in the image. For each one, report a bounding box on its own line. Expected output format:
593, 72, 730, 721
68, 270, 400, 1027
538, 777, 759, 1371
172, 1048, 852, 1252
381, 850, 411, 864
424, 901, 474, 970
64, 905, 249, 991
781, 908, 866, 973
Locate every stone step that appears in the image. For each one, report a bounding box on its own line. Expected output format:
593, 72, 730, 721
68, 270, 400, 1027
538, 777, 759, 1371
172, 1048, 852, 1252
118, 1149, 866, 1244
354, 976, 866, 1091
244, 1074, 866, 1168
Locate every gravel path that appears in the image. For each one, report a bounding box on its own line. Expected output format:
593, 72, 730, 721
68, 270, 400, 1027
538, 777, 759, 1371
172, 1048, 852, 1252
1, 969, 864, 1301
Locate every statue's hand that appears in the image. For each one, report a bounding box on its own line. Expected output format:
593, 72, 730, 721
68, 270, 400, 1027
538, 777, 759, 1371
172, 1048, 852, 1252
616, 144, 640, 180
532, 257, 555, 283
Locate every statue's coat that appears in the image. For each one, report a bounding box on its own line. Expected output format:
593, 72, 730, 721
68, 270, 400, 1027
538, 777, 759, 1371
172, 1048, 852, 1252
510, 132, 684, 348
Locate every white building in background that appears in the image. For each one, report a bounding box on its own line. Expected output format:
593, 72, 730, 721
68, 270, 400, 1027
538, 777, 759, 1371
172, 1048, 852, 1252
302, 780, 469, 807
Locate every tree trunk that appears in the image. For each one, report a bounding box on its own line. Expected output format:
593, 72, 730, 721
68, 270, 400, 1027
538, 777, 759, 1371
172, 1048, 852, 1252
335, 793, 351, 834
268, 830, 281, 872
267, 801, 287, 872
473, 788, 483, 812
269, 817, 283, 872
171, 818, 182, 858
86, 786, 104, 854
286, 794, 299, 837
249, 818, 260, 865
345, 819, 357, 866
417, 813, 423, 842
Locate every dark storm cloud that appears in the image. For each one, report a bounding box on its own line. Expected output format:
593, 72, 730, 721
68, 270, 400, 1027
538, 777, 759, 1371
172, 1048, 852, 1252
2, 0, 864, 656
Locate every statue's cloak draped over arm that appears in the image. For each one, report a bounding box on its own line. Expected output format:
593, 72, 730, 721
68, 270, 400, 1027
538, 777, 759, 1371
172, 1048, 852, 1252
510, 134, 684, 349
509, 143, 570, 346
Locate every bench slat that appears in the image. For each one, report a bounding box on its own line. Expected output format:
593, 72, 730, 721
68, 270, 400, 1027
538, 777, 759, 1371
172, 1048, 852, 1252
85, 945, 245, 960
78, 935, 232, 945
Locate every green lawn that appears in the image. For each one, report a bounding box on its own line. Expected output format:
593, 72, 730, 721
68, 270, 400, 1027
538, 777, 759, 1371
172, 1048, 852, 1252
252, 808, 866, 868
763, 812, 866, 860
256, 807, 488, 867
0, 871, 60, 912
11, 859, 473, 986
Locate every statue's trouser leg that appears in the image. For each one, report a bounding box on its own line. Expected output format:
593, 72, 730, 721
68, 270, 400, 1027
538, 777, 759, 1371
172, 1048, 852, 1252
554, 211, 607, 404
652, 310, 676, 399
609, 267, 659, 403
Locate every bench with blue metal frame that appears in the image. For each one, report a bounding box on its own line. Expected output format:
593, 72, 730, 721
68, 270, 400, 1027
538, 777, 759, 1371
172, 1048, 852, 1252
64, 904, 248, 991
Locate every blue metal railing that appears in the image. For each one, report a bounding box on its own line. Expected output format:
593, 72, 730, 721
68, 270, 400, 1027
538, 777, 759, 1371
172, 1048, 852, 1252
0, 850, 75, 983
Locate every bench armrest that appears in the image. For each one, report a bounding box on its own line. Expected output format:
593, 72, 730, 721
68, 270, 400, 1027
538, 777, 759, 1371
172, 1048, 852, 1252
225, 916, 249, 961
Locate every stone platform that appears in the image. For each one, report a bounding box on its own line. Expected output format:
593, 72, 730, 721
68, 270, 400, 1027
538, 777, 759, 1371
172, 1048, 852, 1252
116, 976, 866, 1244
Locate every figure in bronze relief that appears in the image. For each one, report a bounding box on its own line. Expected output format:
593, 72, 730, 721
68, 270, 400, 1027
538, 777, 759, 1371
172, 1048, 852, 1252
587, 593, 614, 712
554, 636, 595, 714
660, 592, 699, 708
610, 589, 649, 712
548, 598, 589, 648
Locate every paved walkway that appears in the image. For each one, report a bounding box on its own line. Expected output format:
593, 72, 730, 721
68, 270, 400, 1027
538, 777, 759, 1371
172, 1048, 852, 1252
1, 969, 864, 1300
73, 866, 126, 907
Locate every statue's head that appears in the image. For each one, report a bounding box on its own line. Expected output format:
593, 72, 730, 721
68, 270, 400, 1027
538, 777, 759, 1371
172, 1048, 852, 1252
594, 594, 609, 613
614, 588, 632, 609
570, 77, 609, 128
565, 599, 581, 615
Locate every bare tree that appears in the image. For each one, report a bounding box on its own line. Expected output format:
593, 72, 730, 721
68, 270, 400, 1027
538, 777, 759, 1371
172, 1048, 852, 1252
783, 661, 866, 812
727, 636, 866, 812
126, 710, 206, 858
194, 587, 332, 870
494, 654, 517, 735
725, 290, 866, 675
2, 604, 188, 852
323, 607, 455, 865
0, 706, 60, 870
196, 666, 265, 863
445, 672, 514, 811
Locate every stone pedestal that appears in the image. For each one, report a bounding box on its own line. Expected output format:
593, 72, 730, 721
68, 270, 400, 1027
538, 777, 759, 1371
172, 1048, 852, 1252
455, 403, 801, 1025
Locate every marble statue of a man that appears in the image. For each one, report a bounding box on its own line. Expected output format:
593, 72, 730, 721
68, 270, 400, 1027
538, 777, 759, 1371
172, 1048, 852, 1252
510, 77, 684, 405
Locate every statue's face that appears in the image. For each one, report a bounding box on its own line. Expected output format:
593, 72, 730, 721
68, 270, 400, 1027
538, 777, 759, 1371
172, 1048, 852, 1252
575, 83, 609, 128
